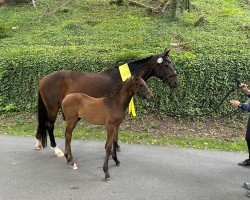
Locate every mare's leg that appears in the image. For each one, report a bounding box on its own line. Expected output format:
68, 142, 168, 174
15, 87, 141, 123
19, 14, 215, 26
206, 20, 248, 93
65, 118, 78, 169
36, 119, 45, 150
47, 106, 64, 157
103, 125, 115, 179
35, 124, 44, 150
36, 92, 48, 150
112, 126, 120, 166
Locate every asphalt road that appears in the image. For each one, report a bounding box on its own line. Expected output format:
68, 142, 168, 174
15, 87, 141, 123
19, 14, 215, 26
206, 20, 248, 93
0, 135, 249, 200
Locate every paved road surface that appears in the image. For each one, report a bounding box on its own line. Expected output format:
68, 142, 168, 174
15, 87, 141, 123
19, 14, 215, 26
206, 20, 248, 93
0, 135, 249, 200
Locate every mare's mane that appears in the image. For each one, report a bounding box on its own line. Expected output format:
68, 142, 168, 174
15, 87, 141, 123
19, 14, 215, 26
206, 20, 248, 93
113, 55, 154, 75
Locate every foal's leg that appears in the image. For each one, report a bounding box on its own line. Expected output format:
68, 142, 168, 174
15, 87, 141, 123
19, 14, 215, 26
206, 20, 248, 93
65, 118, 78, 169
112, 126, 120, 166
103, 125, 115, 179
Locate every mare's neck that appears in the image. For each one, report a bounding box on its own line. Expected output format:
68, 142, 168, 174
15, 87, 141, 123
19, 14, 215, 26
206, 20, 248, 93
100, 56, 155, 85
128, 56, 154, 81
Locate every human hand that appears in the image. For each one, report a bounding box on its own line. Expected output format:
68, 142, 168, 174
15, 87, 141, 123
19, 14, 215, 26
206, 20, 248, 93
230, 100, 241, 108
240, 83, 248, 89
240, 83, 250, 95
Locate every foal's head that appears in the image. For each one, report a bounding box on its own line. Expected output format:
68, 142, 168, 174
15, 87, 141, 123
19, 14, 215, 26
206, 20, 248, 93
131, 76, 154, 100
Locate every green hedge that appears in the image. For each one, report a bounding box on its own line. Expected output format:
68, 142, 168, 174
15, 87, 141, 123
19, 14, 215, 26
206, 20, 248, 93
0, 53, 249, 116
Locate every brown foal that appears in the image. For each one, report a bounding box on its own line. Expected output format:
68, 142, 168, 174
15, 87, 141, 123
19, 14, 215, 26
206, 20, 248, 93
62, 75, 154, 179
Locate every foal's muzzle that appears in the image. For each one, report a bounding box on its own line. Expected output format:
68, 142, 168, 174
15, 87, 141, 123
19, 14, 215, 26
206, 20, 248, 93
138, 90, 154, 100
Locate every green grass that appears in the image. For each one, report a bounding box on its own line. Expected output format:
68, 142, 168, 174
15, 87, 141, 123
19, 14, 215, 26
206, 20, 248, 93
0, 112, 247, 152
0, 0, 249, 59
0, 1, 249, 151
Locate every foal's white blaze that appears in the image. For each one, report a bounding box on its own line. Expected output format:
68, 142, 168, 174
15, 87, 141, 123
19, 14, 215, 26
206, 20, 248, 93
72, 163, 78, 170
52, 146, 64, 157
35, 139, 42, 150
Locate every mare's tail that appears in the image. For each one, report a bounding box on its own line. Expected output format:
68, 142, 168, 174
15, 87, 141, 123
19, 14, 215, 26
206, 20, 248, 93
37, 91, 48, 148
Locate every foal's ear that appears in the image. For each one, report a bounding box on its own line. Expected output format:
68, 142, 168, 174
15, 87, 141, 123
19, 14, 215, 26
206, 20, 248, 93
137, 71, 144, 78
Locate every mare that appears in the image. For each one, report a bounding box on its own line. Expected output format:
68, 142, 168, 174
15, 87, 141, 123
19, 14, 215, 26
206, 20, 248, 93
36, 49, 179, 157
61, 75, 154, 179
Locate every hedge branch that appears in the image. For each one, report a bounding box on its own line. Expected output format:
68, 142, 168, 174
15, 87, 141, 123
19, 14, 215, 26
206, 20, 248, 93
161, 0, 172, 13
128, 0, 159, 13
52, 0, 73, 15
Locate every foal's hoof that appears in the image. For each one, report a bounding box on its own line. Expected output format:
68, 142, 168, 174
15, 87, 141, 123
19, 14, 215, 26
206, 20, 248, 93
71, 163, 78, 170
116, 161, 120, 166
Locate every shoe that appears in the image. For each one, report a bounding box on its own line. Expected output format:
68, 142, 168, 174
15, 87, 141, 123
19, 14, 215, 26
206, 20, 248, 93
243, 182, 250, 190
238, 159, 250, 166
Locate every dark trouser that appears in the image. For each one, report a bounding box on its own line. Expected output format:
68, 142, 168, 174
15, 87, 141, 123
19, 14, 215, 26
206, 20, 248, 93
245, 116, 250, 158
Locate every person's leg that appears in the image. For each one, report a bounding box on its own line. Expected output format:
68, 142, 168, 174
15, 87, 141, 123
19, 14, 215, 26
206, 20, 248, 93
238, 116, 250, 166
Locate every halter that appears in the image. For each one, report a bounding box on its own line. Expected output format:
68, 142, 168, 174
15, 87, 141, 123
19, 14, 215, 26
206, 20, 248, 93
157, 56, 178, 85
131, 77, 151, 97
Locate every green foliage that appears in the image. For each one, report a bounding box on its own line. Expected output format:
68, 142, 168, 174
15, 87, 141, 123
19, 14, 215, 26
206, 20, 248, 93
0, 54, 249, 116
0, 20, 9, 39
0, 0, 249, 117
0, 113, 247, 152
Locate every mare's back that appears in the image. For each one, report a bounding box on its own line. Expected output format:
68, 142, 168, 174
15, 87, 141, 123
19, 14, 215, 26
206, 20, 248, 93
39, 70, 119, 100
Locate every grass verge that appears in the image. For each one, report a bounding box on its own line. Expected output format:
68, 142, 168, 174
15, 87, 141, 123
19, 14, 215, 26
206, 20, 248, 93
0, 112, 247, 152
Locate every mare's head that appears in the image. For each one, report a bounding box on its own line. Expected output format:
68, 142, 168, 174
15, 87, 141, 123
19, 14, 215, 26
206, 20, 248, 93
131, 75, 154, 100
152, 49, 179, 88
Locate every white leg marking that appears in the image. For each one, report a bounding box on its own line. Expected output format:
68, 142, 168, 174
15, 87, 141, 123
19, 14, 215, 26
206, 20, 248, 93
72, 163, 78, 170
35, 139, 42, 150
51, 146, 64, 157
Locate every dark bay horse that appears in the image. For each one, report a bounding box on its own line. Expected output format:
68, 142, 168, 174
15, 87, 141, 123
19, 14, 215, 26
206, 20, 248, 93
36, 49, 179, 157
62, 75, 154, 179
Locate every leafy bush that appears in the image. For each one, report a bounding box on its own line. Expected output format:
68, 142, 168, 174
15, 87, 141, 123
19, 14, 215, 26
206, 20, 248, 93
0, 21, 9, 39
0, 53, 249, 116
0, 0, 249, 117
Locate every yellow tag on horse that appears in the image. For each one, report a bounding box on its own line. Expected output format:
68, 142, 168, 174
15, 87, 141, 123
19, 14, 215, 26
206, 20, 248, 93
119, 63, 136, 117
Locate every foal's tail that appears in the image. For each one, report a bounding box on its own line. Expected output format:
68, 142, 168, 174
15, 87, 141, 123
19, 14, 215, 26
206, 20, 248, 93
37, 91, 48, 148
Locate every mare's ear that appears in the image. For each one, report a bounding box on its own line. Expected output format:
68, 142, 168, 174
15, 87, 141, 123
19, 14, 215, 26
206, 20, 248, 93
163, 49, 170, 56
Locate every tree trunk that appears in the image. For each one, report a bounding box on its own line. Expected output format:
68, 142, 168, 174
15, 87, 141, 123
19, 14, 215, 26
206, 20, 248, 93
183, 0, 190, 11
171, 0, 178, 18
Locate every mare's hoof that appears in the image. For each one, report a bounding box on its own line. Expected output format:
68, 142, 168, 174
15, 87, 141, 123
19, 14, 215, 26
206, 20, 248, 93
35, 145, 43, 150
35, 139, 42, 150
72, 163, 78, 170
56, 151, 64, 158
52, 147, 64, 158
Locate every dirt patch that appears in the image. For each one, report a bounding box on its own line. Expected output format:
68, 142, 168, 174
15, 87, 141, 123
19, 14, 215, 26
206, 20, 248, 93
119, 114, 247, 142
0, 113, 247, 142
